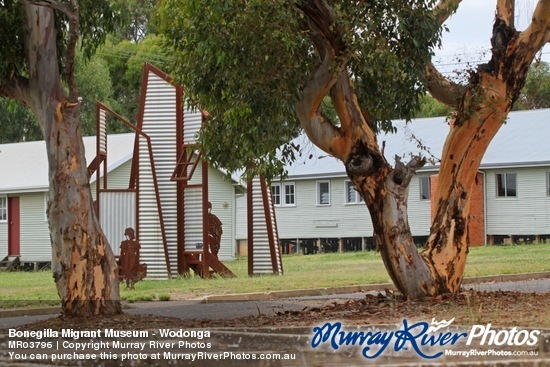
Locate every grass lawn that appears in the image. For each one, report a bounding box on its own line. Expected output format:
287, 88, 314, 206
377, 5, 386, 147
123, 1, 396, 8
0, 243, 548, 307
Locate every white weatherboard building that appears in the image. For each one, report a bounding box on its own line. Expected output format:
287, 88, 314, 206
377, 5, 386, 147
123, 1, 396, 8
0, 133, 240, 270
236, 108, 550, 252
2, 108, 550, 265
0, 134, 132, 266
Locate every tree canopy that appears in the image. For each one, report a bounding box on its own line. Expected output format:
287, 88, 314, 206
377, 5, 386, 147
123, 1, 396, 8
515, 61, 550, 110
158, 0, 441, 178
159, 0, 549, 300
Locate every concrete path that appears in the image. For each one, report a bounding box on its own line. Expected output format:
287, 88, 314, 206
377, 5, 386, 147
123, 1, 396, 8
0, 275, 548, 330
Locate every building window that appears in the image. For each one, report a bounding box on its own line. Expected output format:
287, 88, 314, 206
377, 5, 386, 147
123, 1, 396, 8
272, 182, 296, 207
317, 181, 331, 205
345, 181, 364, 204
496, 173, 517, 197
0, 196, 7, 222
284, 183, 295, 206
420, 176, 431, 200
271, 184, 281, 206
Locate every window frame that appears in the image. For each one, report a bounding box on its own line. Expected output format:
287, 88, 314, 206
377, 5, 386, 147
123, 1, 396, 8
547, 171, 550, 196
419, 176, 431, 201
283, 182, 296, 206
271, 184, 281, 206
272, 182, 296, 207
0, 196, 7, 223
495, 172, 517, 198
316, 180, 331, 206
345, 180, 364, 204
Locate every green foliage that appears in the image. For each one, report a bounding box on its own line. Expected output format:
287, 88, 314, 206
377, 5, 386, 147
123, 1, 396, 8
116, 0, 159, 42
78, 0, 123, 60
96, 35, 166, 125
0, 0, 27, 83
158, 0, 440, 179
515, 61, 550, 110
415, 93, 454, 118
0, 99, 42, 143
0, 0, 119, 83
75, 52, 116, 135
0, 0, 121, 138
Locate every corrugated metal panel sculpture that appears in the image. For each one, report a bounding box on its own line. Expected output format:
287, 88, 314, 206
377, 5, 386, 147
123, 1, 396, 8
91, 63, 282, 279
248, 176, 283, 275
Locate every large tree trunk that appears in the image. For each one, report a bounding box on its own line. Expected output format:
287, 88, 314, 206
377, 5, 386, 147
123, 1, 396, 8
297, 0, 547, 300
346, 75, 512, 299
24, 4, 121, 316
355, 9, 542, 299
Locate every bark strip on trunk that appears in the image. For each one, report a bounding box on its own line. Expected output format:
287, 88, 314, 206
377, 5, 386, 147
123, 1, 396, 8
23, 3, 121, 316
423, 74, 510, 294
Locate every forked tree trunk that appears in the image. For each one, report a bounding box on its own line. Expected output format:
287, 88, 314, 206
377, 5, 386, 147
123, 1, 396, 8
347, 66, 532, 300
24, 4, 121, 316
296, 0, 547, 300
330, 14, 542, 300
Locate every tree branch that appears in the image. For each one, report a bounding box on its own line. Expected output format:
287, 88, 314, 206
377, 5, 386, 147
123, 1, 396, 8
295, 0, 350, 159
391, 155, 426, 187
425, 62, 464, 107
330, 69, 379, 154
65, 0, 80, 101
21, 0, 80, 100
496, 0, 515, 28
425, 0, 465, 107
433, 0, 463, 26
296, 46, 348, 158
0, 75, 31, 106
515, 0, 550, 60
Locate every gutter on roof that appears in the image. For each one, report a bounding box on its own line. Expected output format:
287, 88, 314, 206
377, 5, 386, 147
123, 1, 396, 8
280, 160, 550, 181
0, 186, 49, 195
279, 171, 349, 181
420, 160, 550, 172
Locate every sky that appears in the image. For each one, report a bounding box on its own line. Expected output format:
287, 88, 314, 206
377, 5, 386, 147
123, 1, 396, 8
433, 0, 549, 76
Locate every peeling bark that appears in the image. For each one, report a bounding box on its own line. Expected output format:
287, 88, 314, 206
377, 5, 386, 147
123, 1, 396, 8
22, 3, 121, 316
295, 0, 549, 300
419, 0, 549, 297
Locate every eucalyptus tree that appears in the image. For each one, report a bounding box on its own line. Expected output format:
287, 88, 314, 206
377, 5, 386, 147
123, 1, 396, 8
159, 0, 549, 299
0, 0, 121, 316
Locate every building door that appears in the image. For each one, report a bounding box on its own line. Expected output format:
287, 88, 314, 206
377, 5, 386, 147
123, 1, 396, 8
8, 197, 20, 256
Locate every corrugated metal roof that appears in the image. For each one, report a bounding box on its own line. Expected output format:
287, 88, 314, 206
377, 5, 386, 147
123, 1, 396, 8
285, 108, 550, 179
0, 133, 135, 194
2, 109, 548, 191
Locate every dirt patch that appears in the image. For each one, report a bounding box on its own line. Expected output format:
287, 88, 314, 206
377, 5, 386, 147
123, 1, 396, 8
12, 289, 550, 331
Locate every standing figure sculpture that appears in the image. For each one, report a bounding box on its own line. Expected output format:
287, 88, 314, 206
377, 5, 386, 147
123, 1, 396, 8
119, 227, 147, 289
207, 202, 223, 258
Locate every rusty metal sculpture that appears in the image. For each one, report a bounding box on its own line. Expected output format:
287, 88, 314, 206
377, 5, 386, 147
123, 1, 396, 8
207, 202, 223, 258
118, 228, 147, 289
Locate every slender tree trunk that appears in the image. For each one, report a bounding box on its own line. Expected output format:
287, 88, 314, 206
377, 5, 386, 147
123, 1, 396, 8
24, 4, 120, 316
